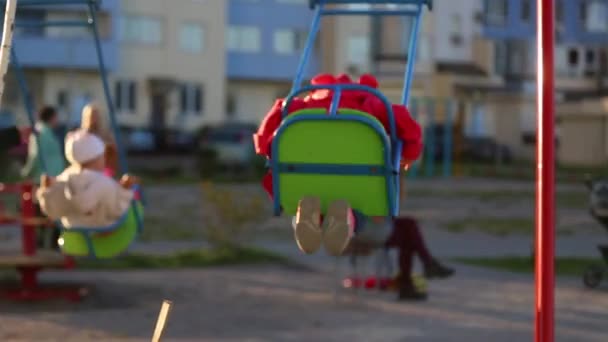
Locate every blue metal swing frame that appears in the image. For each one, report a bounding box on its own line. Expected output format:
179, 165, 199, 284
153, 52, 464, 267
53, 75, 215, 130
269, 0, 431, 217
4, 0, 142, 259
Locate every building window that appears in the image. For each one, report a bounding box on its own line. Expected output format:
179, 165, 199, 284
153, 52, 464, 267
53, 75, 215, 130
581, 0, 608, 32
14, 9, 45, 37
227, 26, 261, 52
119, 15, 163, 45
57, 90, 69, 109
485, 0, 508, 26
226, 92, 236, 118
346, 36, 370, 71
494, 41, 507, 75
521, 0, 531, 21
179, 23, 205, 53
180, 83, 204, 115
569, 48, 579, 66
115, 80, 137, 112
450, 14, 463, 46
273, 29, 306, 54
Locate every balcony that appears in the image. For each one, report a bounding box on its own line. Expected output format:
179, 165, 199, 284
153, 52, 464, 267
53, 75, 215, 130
12, 36, 117, 70
6, 0, 119, 70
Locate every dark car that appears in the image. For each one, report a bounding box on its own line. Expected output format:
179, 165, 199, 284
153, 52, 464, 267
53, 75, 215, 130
199, 123, 257, 167
462, 137, 513, 164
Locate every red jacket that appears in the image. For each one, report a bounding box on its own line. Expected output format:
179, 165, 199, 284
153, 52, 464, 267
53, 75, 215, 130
254, 73, 423, 200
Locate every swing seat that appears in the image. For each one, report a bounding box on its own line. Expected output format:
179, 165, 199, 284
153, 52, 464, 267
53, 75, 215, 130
58, 187, 144, 259
271, 107, 400, 217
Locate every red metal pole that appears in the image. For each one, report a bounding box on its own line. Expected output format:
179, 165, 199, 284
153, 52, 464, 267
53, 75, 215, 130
535, 1, 555, 342
20, 182, 36, 256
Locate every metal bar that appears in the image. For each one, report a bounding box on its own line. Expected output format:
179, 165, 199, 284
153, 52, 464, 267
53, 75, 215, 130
15, 19, 92, 28
535, 0, 555, 341
289, 4, 323, 95
88, 2, 127, 174
20, 183, 36, 257
329, 88, 342, 116
278, 163, 388, 176
443, 99, 453, 178
401, 7, 422, 105
11, 46, 48, 172
424, 98, 435, 177
321, 9, 418, 16
408, 97, 419, 179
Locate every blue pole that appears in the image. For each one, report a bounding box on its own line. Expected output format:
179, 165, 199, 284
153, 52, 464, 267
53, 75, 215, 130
401, 7, 422, 106
88, 2, 127, 174
408, 97, 419, 179
289, 4, 323, 95
443, 99, 453, 178
424, 98, 435, 177
11, 47, 48, 173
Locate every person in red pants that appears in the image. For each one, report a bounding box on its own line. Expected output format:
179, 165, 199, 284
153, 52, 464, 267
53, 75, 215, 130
386, 216, 454, 300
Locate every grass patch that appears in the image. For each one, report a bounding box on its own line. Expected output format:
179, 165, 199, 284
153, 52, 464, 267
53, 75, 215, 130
443, 217, 576, 236
444, 217, 534, 236
454, 256, 604, 277
408, 188, 588, 209
77, 246, 286, 270
140, 215, 203, 242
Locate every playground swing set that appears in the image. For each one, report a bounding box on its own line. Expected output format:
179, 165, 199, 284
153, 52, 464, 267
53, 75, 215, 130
269, 0, 557, 341
0, 0, 144, 302
0, 0, 558, 341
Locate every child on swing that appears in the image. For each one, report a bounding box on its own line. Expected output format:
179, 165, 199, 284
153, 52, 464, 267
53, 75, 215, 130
254, 73, 423, 256
36, 130, 139, 229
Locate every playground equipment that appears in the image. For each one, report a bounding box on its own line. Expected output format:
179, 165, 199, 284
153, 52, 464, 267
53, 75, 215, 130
0, 182, 86, 301
5, 0, 144, 259
271, 0, 431, 218
265, 0, 431, 296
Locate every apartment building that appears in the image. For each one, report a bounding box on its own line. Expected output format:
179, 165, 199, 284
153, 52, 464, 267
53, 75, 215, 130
226, 0, 318, 123
482, 0, 608, 161
115, 0, 226, 132
3, 0, 225, 133
2, 0, 119, 127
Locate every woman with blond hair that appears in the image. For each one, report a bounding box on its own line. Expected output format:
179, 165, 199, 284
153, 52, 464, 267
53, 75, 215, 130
79, 102, 118, 176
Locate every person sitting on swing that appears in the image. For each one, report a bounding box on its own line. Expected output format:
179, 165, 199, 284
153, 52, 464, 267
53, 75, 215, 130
253, 73, 423, 256
36, 131, 139, 229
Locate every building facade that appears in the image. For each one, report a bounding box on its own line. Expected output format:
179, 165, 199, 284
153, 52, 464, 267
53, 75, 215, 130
482, 0, 608, 161
114, 0, 226, 132
226, 0, 319, 123
3, 0, 119, 127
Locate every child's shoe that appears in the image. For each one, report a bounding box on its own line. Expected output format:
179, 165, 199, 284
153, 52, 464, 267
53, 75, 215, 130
293, 196, 322, 254
323, 200, 353, 256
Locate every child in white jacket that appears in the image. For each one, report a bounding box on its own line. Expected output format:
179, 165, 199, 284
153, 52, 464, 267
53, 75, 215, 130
36, 130, 139, 229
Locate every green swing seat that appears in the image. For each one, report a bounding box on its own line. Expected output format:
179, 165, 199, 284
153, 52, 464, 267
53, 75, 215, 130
272, 108, 397, 217
59, 202, 144, 259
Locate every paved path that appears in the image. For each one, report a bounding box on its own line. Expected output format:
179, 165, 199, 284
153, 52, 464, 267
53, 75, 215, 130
1, 265, 607, 341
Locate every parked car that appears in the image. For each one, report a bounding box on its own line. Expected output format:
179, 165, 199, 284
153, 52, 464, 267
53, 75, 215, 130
199, 123, 257, 167
122, 127, 156, 153
166, 129, 197, 153
461, 137, 513, 164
